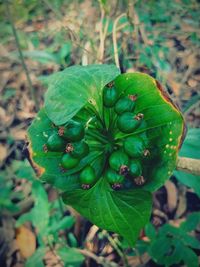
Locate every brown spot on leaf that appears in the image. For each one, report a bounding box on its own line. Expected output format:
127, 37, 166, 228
43, 144, 48, 153
155, 79, 187, 149
24, 136, 45, 178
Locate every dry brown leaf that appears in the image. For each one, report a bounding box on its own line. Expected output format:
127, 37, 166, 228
16, 225, 36, 259
165, 180, 178, 212
127, 253, 150, 266
0, 143, 8, 162
44, 249, 63, 267
167, 78, 181, 96
188, 78, 198, 88
10, 128, 26, 140
175, 187, 187, 218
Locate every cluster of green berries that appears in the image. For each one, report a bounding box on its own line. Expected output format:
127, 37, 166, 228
103, 83, 149, 189
43, 81, 149, 190
44, 120, 96, 189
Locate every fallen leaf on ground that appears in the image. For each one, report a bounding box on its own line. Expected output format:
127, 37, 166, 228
165, 180, 178, 212
16, 225, 36, 259
0, 144, 8, 162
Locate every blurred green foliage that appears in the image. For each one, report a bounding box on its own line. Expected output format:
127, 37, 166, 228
174, 128, 200, 197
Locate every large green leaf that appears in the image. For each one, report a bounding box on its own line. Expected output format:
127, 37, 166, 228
44, 64, 120, 125
114, 73, 185, 191
63, 179, 152, 246
174, 128, 200, 196
27, 108, 80, 191
27, 66, 185, 245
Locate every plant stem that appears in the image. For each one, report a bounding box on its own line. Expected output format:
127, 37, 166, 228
102, 230, 129, 267
86, 131, 108, 144
5, 0, 39, 110
112, 13, 126, 69
78, 248, 118, 267
176, 157, 200, 176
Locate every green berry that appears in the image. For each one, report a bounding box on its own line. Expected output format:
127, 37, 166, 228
59, 120, 84, 141
46, 133, 66, 151
80, 166, 96, 189
66, 141, 89, 158
124, 136, 145, 158
115, 96, 136, 115
103, 85, 118, 108
129, 160, 142, 177
61, 153, 79, 169
109, 150, 129, 174
106, 169, 125, 186
117, 112, 143, 133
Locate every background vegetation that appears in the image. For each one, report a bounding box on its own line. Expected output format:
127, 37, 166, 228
0, 0, 200, 266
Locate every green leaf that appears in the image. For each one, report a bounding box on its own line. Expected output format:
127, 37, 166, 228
149, 236, 184, 266
63, 179, 152, 246
27, 108, 80, 190
56, 247, 84, 267
180, 212, 200, 232
145, 223, 156, 240
49, 216, 75, 233
181, 246, 199, 267
12, 160, 36, 182
27, 67, 185, 245
181, 234, 200, 249
31, 181, 49, 233
174, 128, 200, 196
174, 171, 200, 197
25, 247, 46, 267
114, 73, 185, 191
16, 181, 49, 234
44, 64, 120, 125
178, 128, 200, 159
23, 50, 59, 64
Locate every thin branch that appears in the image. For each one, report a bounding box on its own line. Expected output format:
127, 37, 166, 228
98, 2, 108, 63
102, 230, 129, 267
127, 0, 140, 44
176, 157, 200, 176
5, 0, 39, 110
78, 249, 118, 267
112, 13, 126, 69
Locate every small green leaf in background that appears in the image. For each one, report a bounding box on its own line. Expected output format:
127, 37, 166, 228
13, 159, 36, 182
180, 212, 200, 232
146, 218, 200, 267
22, 50, 59, 64
16, 180, 50, 237
148, 224, 200, 267
49, 216, 75, 233
0, 174, 19, 213
57, 247, 84, 267
174, 128, 200, 197
25, 247, 46, 267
